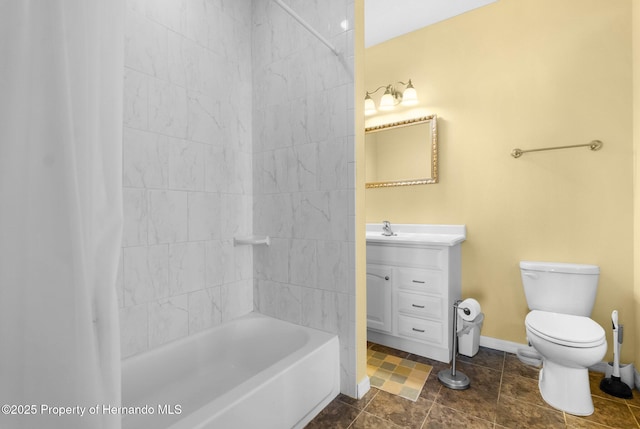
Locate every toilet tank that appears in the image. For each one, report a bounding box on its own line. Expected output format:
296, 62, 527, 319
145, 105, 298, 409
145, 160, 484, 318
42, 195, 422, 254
519, 261, 600, 317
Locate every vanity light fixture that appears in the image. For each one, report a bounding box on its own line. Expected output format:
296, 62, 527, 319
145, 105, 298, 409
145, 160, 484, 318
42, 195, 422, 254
364, 79, 419, 116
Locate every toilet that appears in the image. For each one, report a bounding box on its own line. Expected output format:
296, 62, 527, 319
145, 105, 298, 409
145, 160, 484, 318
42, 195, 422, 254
520, 261, 607, 416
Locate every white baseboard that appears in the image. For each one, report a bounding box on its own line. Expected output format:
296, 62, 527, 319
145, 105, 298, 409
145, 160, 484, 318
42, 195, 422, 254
479, 335, 527, 355
589, 361, 610, 373
357, 376, 370, 399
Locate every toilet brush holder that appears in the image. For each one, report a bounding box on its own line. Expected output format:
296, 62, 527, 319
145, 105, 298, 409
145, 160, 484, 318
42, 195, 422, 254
605, 362, 635, 390
438, 300, 470, 390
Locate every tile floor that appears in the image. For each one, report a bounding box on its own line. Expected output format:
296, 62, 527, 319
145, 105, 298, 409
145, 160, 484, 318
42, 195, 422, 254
305, 343, 640, 428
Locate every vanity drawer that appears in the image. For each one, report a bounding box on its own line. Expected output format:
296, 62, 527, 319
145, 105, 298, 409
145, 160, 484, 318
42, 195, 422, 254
366, 244, 444, 270
398, 292, 442, 319
397, 315, 443, 344
395, 268, 443, 294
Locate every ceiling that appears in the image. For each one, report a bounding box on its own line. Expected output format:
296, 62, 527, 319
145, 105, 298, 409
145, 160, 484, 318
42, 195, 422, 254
364, 0, 498, 47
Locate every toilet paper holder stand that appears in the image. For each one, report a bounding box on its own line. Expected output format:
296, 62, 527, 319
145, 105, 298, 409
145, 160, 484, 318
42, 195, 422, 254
438, 299, 471, 390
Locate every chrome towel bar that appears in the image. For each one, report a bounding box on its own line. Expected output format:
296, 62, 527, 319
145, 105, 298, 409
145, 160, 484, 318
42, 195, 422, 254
511, 140, 603, 158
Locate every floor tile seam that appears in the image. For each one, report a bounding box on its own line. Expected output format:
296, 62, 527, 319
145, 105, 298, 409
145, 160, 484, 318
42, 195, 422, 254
497, 358, 505, 398
569, 419, 634, 429
564, 398, 640, 429
627, 402, 640, 428
613, 400, 640, 429
590, 390, 629, 404
418, 395, 438, 429
344, 407, 365, 429
337, 387, 380, 411
335, 397, 366, 414
591, 380, 628, 404
498, 371, 555, 408
431, 378, 444, 405
496, 365, 505, 426
495, 390, 572, 428
461, 364, 504, 382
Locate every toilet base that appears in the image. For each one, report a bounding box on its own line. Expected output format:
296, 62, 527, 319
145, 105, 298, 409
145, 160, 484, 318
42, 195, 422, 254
538, 360, 594, 416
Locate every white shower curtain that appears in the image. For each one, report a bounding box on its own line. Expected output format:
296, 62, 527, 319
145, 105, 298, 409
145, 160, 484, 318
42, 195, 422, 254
0, 1, 124, 428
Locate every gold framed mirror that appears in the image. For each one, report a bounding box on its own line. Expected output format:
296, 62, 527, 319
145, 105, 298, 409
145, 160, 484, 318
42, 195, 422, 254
365, 115, 438, 188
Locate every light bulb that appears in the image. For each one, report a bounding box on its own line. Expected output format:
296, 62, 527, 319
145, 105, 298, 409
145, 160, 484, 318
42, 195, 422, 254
379, 89, 395, 111
364, 93, 377, 116
401, 81, 418, 106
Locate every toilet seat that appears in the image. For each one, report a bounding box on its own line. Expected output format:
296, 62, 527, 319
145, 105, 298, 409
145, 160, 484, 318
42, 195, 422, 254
526, 310, 605, 348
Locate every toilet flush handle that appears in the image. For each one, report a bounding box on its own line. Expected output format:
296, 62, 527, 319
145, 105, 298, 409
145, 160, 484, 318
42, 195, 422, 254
522, 272, 538, 279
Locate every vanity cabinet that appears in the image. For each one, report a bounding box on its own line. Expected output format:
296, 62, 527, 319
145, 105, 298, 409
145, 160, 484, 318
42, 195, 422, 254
366, 224, 466, 363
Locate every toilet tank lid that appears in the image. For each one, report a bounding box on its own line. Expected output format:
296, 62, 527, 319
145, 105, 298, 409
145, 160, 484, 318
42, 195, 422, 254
520, 261, 599, 275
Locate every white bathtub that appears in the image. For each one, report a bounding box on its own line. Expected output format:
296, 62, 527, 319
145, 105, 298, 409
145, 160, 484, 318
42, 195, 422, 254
121, 312, 340, 429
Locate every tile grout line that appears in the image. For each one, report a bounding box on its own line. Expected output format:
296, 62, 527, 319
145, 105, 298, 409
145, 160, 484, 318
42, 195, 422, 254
341, 387, 380, 428
419, 380, 440, 429
344, 408, 362, 429
492, 350, 507, 428
628, 402, 640, 428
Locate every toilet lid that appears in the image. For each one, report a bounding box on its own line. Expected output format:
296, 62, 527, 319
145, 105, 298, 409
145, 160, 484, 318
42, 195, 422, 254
525, 310, 605, 348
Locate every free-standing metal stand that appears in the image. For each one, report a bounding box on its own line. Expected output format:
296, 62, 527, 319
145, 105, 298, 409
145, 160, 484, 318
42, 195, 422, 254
438, 300, 470, 390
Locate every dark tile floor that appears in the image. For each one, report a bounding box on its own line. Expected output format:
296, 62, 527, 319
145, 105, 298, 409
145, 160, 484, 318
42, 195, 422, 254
305, 343, 640, 428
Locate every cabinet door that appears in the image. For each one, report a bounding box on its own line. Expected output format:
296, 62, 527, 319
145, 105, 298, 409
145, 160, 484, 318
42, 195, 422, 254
366, 265, 392, 333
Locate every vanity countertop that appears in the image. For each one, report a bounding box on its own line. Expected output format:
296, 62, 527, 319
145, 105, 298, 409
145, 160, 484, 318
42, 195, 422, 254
366, 224, 466, 246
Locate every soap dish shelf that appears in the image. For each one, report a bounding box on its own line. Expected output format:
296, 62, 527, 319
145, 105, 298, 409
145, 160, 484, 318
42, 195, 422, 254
233, 236, 270, 246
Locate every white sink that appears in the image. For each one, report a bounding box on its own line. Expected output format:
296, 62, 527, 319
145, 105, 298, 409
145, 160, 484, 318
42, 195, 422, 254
365, 224, 466, 246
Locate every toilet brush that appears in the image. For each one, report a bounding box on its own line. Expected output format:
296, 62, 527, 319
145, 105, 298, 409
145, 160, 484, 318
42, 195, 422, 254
599, 310, 633, 399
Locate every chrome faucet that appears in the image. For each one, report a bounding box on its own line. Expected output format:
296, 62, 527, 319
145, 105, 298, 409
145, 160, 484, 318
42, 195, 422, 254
381, 220, 396, 236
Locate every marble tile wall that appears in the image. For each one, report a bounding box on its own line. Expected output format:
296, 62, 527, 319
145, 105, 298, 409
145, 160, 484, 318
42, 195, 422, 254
251, 0, 358, 396
116, 0, 358, 397
118, 0, 254, 358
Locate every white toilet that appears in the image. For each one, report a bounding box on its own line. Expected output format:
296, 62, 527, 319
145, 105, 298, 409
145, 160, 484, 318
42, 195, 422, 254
520, 261, 607, 416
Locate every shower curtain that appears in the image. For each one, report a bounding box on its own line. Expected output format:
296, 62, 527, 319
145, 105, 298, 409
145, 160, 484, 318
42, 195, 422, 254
0, 1, 124, 428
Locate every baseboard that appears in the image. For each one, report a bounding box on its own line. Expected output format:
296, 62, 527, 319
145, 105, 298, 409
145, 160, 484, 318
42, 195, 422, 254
589, 361, 609, 374
357, 376, 370, 399
479, 335, 527, 355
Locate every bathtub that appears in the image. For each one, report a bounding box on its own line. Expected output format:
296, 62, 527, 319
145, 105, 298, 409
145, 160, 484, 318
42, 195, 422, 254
121, 312, 340, 429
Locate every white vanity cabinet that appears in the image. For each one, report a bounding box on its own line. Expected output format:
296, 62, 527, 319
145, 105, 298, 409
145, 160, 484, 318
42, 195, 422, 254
366, 224, 466, 363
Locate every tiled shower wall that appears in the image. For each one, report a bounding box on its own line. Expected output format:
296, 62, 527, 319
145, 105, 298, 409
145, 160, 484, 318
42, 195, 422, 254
251, 0, 357, 396
116, 0, 358, 397
118, 0, 254, 358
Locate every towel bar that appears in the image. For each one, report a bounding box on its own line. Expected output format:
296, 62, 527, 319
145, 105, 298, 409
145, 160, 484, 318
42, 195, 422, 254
511, 140, 603, 158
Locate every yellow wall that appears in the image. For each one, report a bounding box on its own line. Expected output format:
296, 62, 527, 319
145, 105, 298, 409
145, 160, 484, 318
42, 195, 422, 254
633, 0, 640, 366
365, 0, 635, 361
355, 0, 368, 391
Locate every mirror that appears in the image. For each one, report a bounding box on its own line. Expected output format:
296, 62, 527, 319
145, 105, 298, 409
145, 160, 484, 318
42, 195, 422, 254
365, 115, 438, 188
